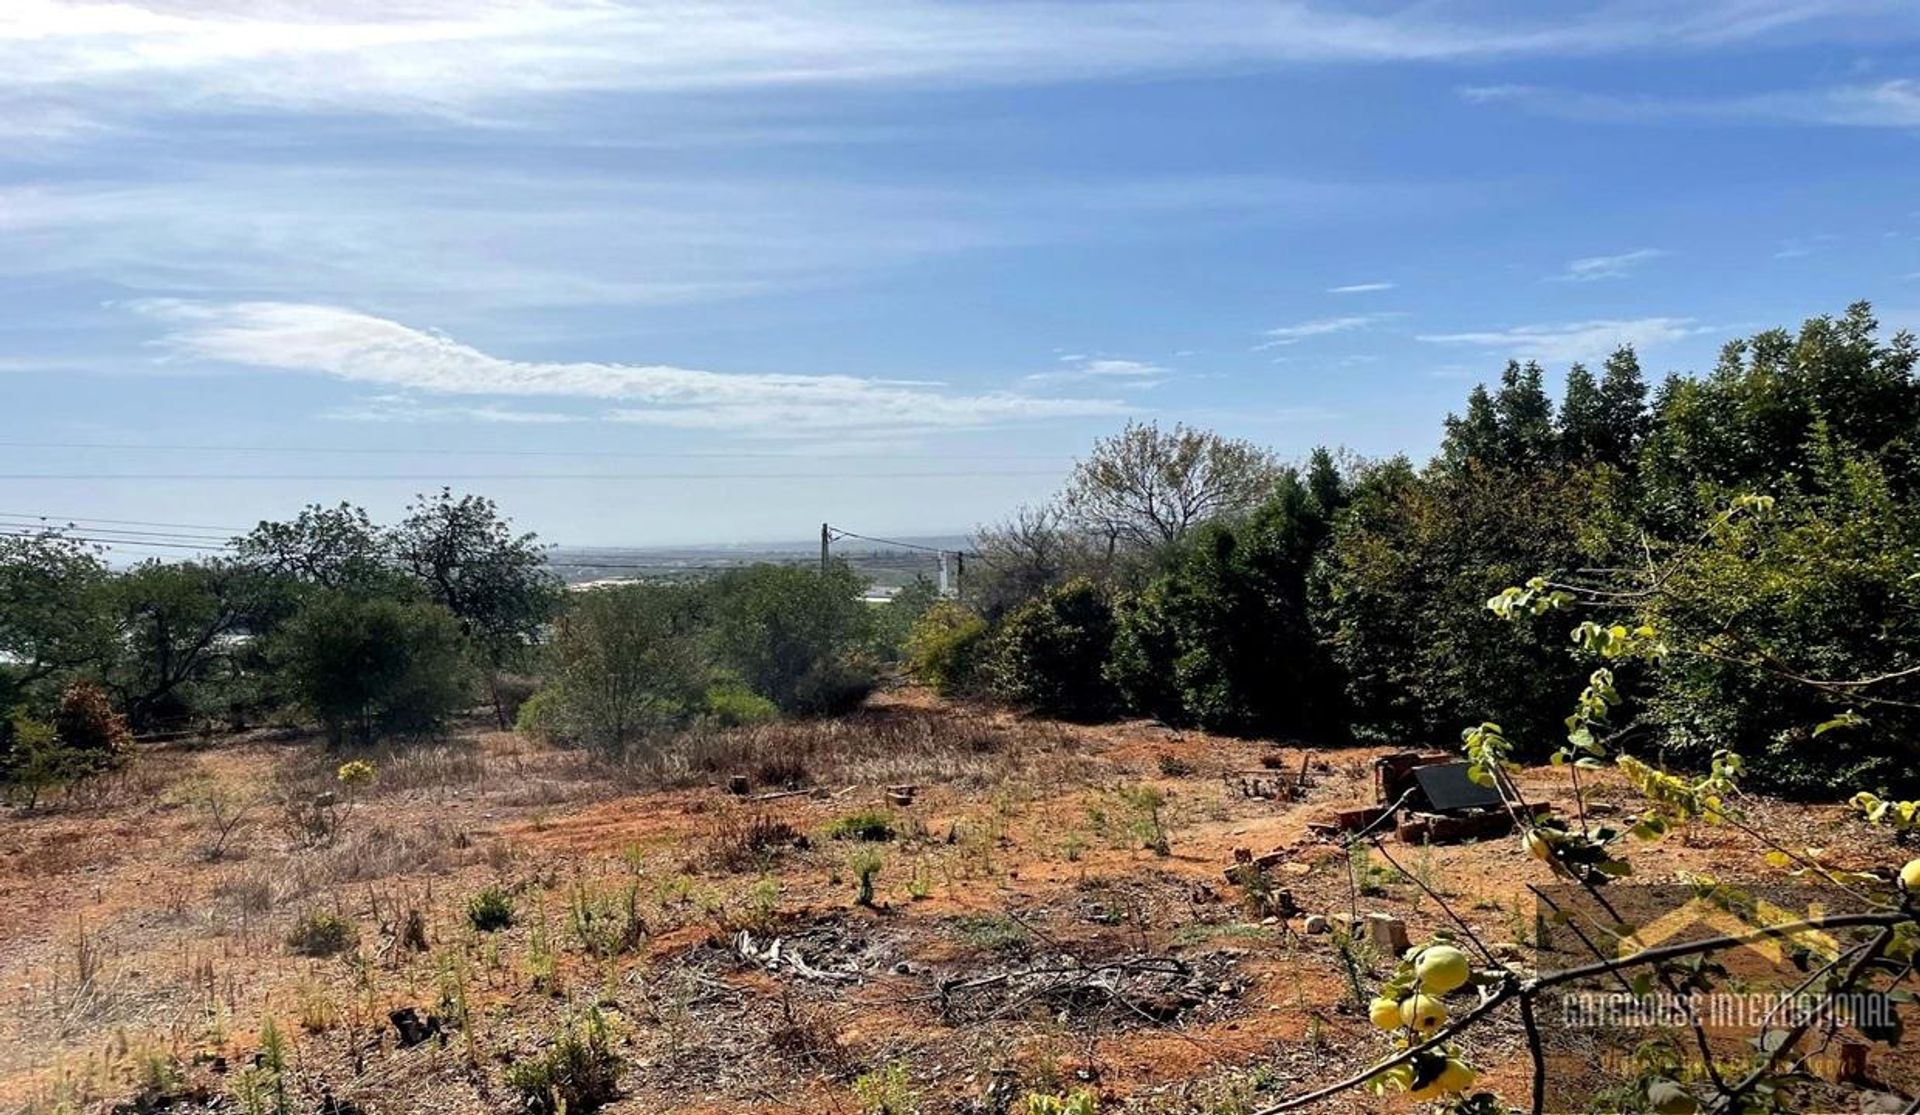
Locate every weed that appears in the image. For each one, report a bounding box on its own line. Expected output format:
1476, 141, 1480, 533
505, 1008, 621, 1115
955, 914, 1027, 951
286, 910, 355, 957
296, 978, 337, 1032
852, 1059, 918, 1115
702, 811, 801, 872
466, 885, 515, 932
567, 881, 646, 958
1156, 753, 1196, 778
849, 848, 885, 907
737, 876, 783, 933
824, 808, 897, 842
1025, 1091, 1098, 1115
1100, 784, 1170, 855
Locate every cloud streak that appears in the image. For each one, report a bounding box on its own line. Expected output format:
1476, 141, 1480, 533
1417, 317, 1702, 363
2, 1, 1911, 134
1327, 281, 1395, 293
1461, 78, 1920, 129
1555, 247, 1665, 281
1256, 313, 1392, 348
139, 300, 1133, 435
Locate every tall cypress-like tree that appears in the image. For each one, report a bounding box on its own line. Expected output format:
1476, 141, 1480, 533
1558, 363, 1605, 464
1596, 347, 1650, 468
1441, 384, 1501, 468
1494, 360, 1557, 465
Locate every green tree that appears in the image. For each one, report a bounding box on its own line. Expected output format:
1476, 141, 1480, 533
903, 600, 990, 697
0, 530, 113, 707
234, 502, 393, 593
390, 489, 561, 725
709, 562, 874, 715
986, 577, 1120, 722
273, 594, 472, 747
1109, 468, 1346, 738
103, 559, 258, 730
532, 584, 710, 752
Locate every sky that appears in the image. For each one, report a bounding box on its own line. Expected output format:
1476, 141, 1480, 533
2, 1, 1919, 549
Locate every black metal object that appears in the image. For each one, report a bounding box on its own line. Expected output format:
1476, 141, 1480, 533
1410, 761, 1504, 812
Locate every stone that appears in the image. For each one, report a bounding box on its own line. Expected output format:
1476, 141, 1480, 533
1303, 915, 1330, 934
1364, 912, 1411, 955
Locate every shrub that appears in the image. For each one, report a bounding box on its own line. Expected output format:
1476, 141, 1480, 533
0, 710, 71, 806
789, 655, 878, 717
533, 583, 710, 752
506, 1009, 621, 1115
466, 885, 515, 931
824, 808, 896, 842
703, 682, 779, 728
904, 601, 990, 696
52, 680, 132, 767
710, 563, 873, 715
286, 909, 356, 956
985, 578, 1120, 722
273, 594, 472, 747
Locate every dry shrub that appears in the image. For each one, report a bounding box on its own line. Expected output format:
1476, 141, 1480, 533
698, 811, 802, 873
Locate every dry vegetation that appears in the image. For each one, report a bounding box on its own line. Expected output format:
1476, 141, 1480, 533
1, 689, 1913, 1114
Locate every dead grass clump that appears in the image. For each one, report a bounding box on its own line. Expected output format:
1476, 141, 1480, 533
213, 864, 280, 914
699, 811, 804, 873
603, 706, 1076, 793
320, 818, 458, 885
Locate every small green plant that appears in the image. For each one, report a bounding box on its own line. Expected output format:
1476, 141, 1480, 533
906, 860, 932, 900
852, 1059, 918, 1114
849, 848, 885, 907
738, 875, 782, 933
466, 885, 515, 931
1024, 1091, 1097, 1115
1107, 783, 1171, 855
285, 909, 355, 957
954, 914, 1027, 951
505, 1008, 622, 1115
567, 881, 646, 958
825, 808, 897, 842
335, 760, 376, 788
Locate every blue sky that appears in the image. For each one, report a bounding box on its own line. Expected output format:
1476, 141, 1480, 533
2, 1, 1918, 548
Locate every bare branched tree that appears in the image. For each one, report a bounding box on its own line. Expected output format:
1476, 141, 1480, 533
1061, 421, 1279, 552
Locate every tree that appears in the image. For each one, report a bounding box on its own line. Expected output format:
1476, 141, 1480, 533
273, 594, 472, 747
1061, 421, 1279, 553
1439, 384, 1500, 469
1109, 469, 1346, 738
970, 502, 1101, 620
234, 502, 392, 592
0, 530, 112, 706
903, 601, 990, 697
986, 577, 1120, 722
1594, 346, 1650, 468
1492, 360, 1556, 465
104, 559, 258, 730
709, 562, 874, 715
1556, 363, 1605, 464
390, 490, 562, 725
531, 584, 710, 752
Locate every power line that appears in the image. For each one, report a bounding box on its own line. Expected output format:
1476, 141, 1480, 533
0, 518, 236, 542
827, 526, 975, 557
0, 511, 249, 532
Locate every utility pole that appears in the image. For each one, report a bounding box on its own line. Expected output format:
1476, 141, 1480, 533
954, 552, 964, 600
820, 522, 830, 575
938, 551, 950, 596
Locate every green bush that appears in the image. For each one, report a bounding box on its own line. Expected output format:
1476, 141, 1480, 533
985, 578, 1120, 722
531, 583, 710, 752
286, 910, 356, 956
703, 682, 779, 727
466, 885, 515, 932
506, 1009, 621, 1115
824, 808, 896, 841
1108, 471, 1345, 738
273, 594, 472, 747
710, 563, 874, 715
904, 601, 990, 696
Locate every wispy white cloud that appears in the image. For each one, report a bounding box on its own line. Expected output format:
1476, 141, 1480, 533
1461, 77, 1920, 128
322, 394, 582, 424
1327, 281, 1395, 294
138, 300, 1132, 435
1554, 248, 1665, 281
1024, 357, 1168, 386
1417, 317, 1702, 363
0, 1, 1910, 136
1255, 313, 1391, 349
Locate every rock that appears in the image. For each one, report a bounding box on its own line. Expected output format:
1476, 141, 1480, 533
1303, 915, 1330, 934
1364, 912, 1411, 955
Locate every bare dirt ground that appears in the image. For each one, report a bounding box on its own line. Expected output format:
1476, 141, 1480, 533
1, 688, 1913, 1114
